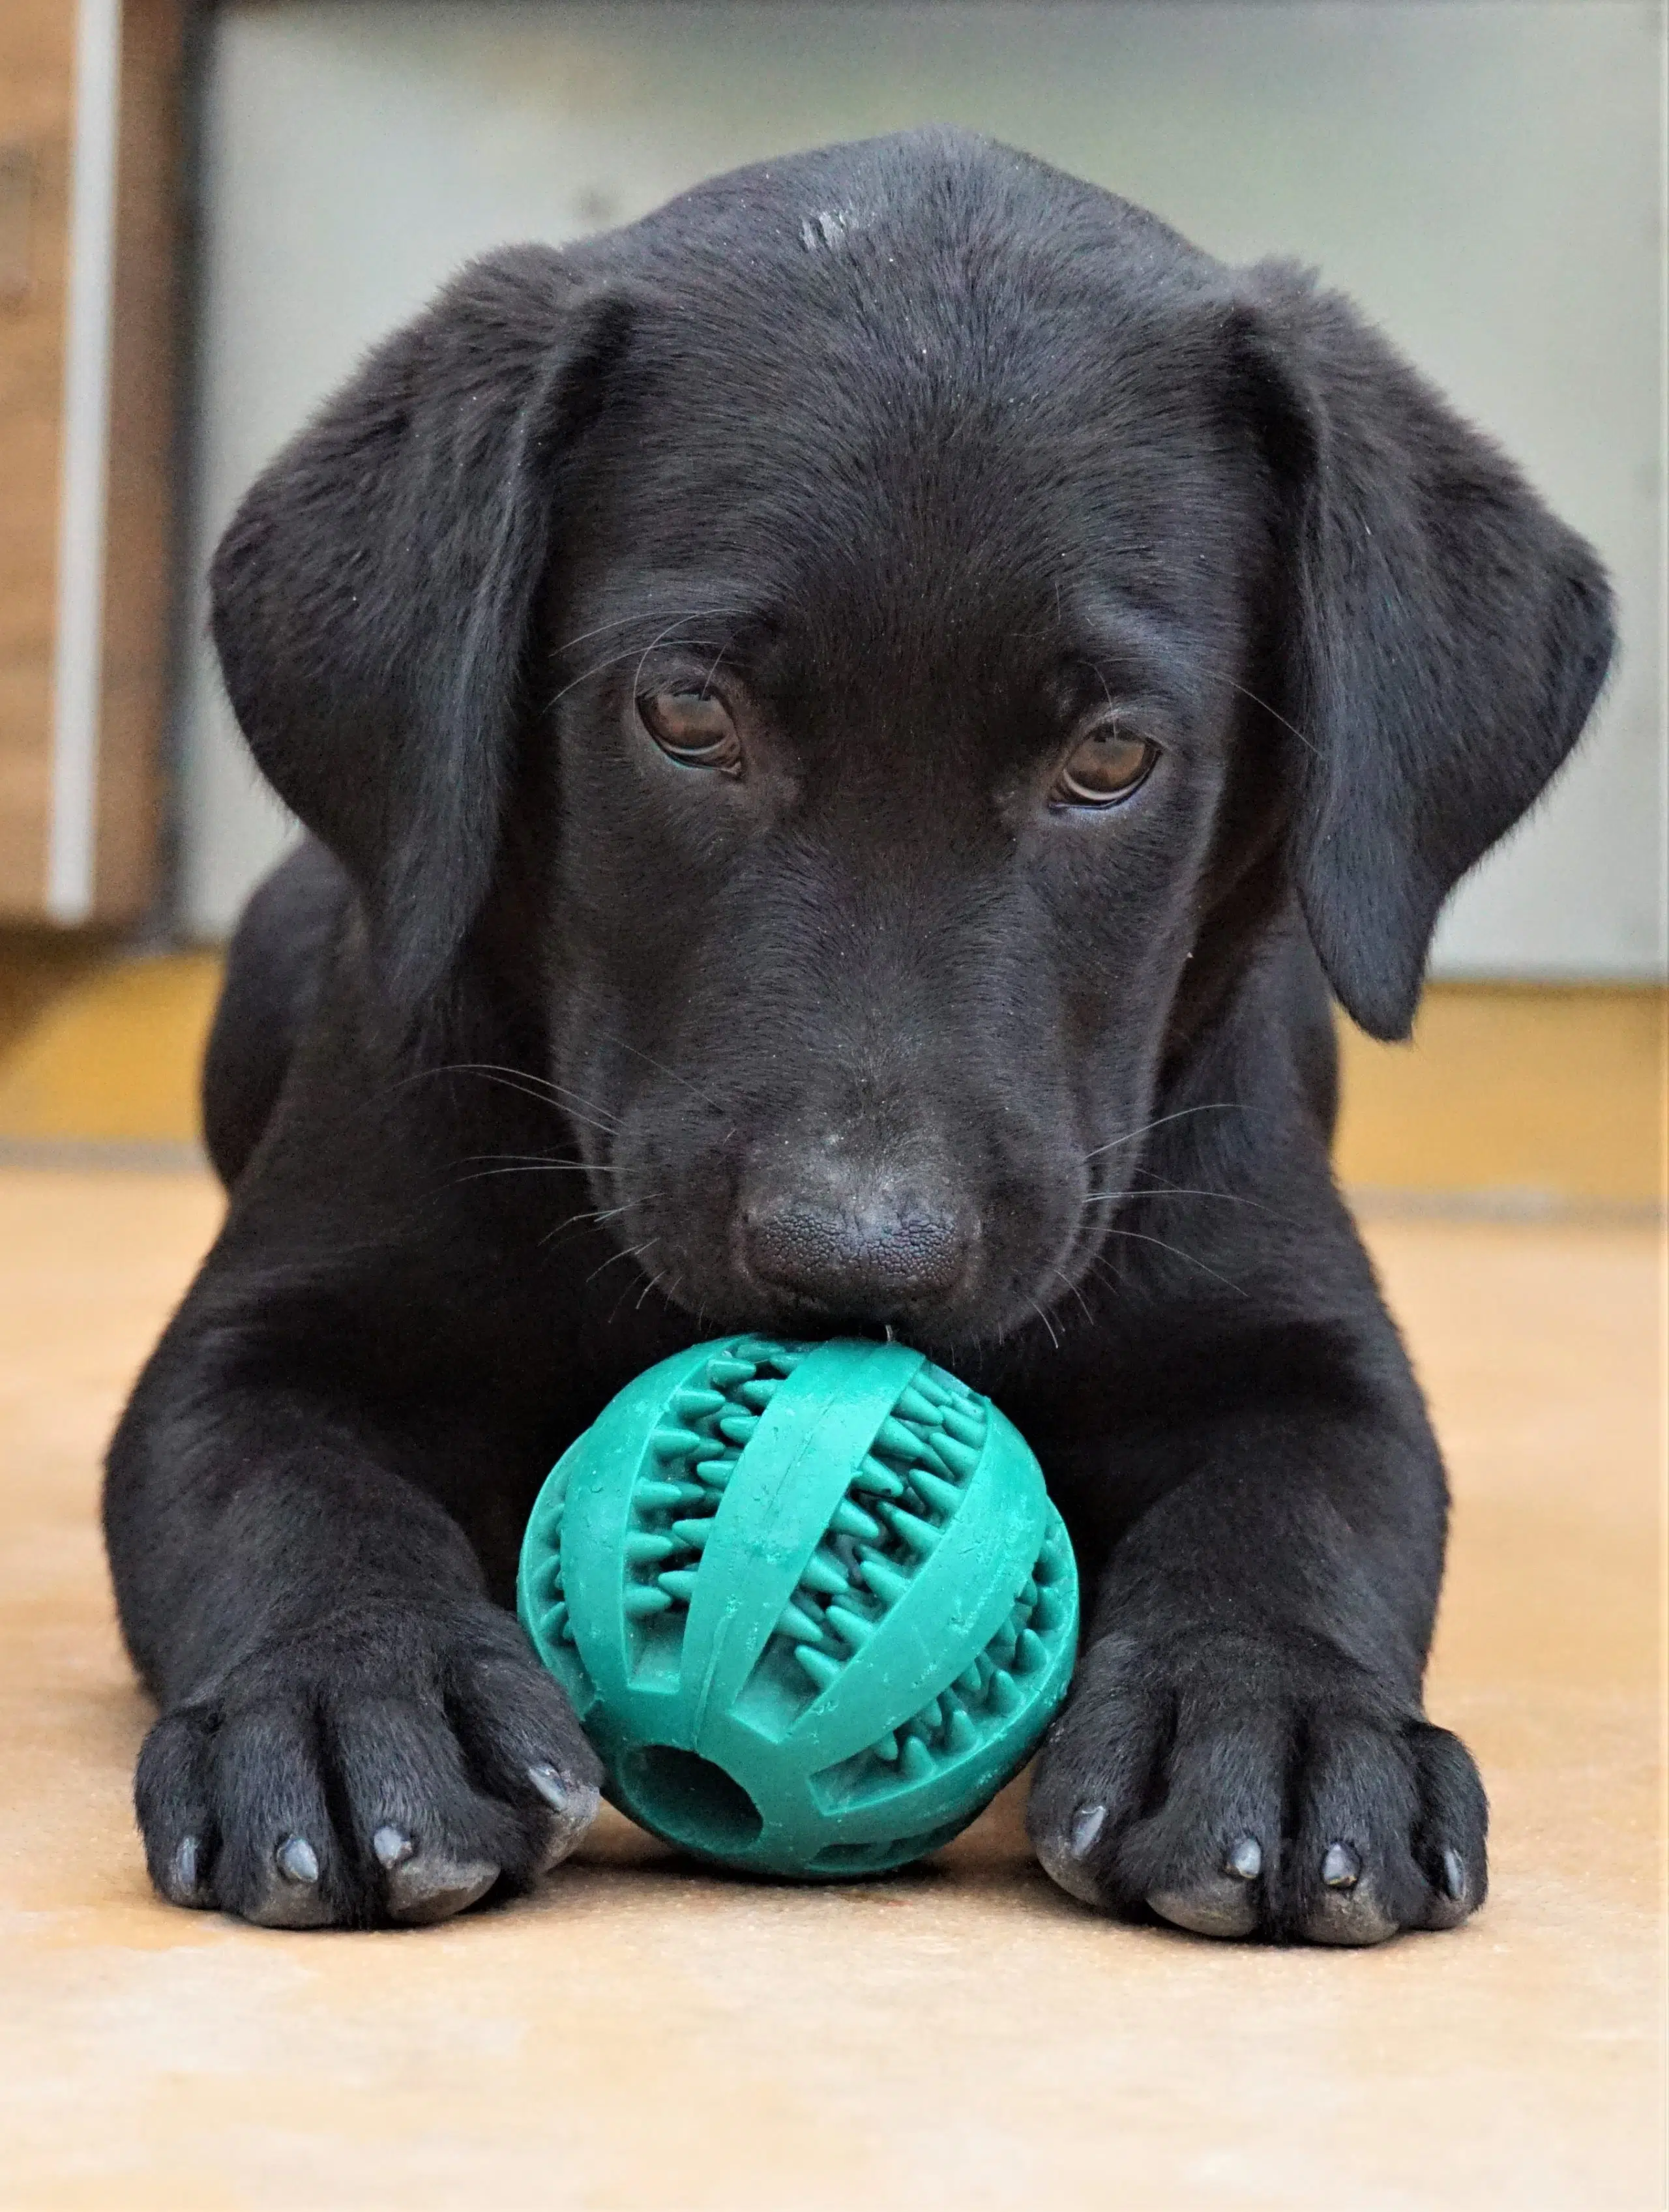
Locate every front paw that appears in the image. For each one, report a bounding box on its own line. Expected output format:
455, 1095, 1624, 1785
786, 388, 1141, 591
134, 1602, 601, 1928
1027, 1632, 1486, 1945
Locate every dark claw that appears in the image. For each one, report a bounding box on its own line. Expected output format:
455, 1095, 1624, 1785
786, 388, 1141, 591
1069, 1803, 1107, 1857
1033, 1803, 1108, 1907
276, 1835, 319, 1885
527, 1763, 570, 1813
248, 1838, 335, 1929
527, 1765, 600, 1874
372, 1824, 414, 1870
1226, 1835, 1262, 1881
1320, 1841, 1361, 1889
164, 1834, 211, 1908
1424, 1845, 1475, 1930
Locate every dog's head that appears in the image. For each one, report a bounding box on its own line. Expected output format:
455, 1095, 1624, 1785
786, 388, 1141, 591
213, 131, 1612, 1348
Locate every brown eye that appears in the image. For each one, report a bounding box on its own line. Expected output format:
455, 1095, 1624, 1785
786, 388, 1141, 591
638, 689, 741, 773
1052, 724, 1157, 807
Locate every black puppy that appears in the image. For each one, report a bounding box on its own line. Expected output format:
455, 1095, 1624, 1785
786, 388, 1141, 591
107, 131, 1612, 1939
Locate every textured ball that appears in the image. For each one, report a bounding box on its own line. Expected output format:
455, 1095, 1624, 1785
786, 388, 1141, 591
517, 1335, 1078, 1879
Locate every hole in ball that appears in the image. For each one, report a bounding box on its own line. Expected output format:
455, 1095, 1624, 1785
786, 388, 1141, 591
624, 1745, 764, 1854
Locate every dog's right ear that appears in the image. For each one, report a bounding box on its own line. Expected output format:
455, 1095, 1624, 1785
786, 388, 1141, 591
211, 247, 633, 1025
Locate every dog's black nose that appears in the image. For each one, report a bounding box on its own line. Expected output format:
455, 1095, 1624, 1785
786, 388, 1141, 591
741, 1172, 973, 1318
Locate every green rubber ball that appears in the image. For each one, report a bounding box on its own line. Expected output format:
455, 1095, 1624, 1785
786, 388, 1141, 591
516, 1335, 1078, 1879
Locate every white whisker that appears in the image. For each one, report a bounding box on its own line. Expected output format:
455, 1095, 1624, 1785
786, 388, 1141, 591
1087, 1183, 1278, 1215
585, 1239, 657, 1290
1026, 1294, 1062, 1350
546, 606, 743, 714
1224, 676, 1322, 759
1097, 1226, 1247, 1295
1082, 1102, 1248, 1164
439, 1062, 621, 1128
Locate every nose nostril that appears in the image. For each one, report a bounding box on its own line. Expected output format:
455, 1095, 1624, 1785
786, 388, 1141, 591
743, 1193, 971, 1313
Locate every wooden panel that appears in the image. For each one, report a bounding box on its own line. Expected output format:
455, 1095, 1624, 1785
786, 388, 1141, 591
93, 0, 182, 918
0, 0, 74, 916
1337, 984, 1667, 1209
0, 0, 182, 927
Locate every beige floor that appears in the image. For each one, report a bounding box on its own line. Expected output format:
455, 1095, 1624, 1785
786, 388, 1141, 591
0, 1166, 1662, 2211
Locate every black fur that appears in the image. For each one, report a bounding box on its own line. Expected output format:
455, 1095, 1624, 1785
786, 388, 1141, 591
107, 132, 1610, 1937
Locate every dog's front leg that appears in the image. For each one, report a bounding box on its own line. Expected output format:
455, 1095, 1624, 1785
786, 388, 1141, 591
104, 1343, 600, 1928
1027, 1391, 1486, 1945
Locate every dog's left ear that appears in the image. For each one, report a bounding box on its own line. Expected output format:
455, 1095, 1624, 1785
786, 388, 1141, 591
1229, 265, 1614, 1040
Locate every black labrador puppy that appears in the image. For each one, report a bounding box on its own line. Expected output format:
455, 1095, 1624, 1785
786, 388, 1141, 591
106, 131, 1612, 1940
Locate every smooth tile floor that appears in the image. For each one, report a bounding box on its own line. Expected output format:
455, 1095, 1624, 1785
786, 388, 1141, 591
0, 1166, 1662, 2211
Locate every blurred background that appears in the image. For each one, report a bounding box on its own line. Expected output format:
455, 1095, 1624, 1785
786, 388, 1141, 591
1, 0, 1664, 1205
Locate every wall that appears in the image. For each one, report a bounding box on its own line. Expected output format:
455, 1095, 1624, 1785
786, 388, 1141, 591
179, 0, 1667, 977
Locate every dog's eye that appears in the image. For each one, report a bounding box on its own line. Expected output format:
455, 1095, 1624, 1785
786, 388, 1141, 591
1052, 724, 1157, 808
638, 689, 742, 773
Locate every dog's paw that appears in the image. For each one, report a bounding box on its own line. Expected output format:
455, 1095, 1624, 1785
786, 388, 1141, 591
1027, 1631, 1486, 1945
134, 1601, 601, 1928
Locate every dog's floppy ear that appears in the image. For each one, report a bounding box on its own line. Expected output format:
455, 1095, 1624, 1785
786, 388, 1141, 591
211, 246, 632, 1022
1232, 265, 1614, 1040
